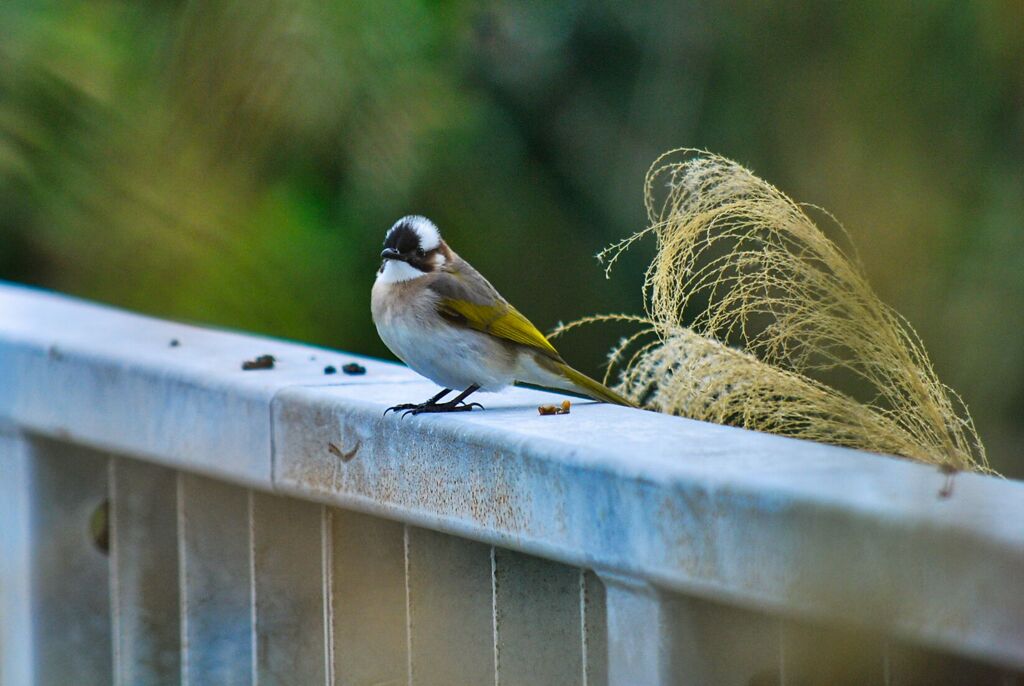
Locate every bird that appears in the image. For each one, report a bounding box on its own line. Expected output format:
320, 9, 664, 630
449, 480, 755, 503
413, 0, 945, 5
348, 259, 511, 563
371, 215, 635, 416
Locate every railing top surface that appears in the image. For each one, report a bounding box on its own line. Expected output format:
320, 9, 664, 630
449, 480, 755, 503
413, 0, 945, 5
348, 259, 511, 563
2, 282, 1022, 667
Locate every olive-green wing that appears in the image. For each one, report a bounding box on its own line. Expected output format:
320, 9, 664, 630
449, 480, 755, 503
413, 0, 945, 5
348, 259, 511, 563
438, 298, 560, 358
429, 266, 561, 360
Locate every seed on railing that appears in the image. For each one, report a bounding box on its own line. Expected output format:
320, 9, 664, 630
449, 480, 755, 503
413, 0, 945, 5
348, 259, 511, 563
342, 362, 366, 375
538, 400, 571, 416
241, 354, 275, 370
324, 365, 337, 375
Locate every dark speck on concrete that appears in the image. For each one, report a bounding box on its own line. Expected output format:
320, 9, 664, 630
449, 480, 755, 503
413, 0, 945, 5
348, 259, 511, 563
324, 365, 337, 375
342, 362, 366, 375
242, 354, 275, 371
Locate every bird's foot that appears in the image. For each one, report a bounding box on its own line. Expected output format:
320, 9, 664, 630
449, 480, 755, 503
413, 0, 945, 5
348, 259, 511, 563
399, 399, 484, 417
385, 384, 482, 417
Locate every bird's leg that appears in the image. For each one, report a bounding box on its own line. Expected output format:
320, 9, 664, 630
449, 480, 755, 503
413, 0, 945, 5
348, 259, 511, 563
384, 388, 451, 416
447, 384, 485, 410
402, 384, 484, 416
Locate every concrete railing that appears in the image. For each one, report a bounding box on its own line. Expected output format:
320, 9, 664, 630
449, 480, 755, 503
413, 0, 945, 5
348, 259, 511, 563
1, 282, 1022, 685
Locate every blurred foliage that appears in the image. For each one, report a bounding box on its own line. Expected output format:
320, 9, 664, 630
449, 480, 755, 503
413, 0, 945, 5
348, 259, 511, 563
1, 0, 1021, 474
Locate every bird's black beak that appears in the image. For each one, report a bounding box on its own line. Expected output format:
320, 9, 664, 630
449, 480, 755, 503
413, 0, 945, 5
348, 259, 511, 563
380, 247, 403, 261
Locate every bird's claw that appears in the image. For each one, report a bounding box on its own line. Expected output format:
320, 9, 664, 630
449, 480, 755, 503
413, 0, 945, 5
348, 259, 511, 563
395, 401, 485, 417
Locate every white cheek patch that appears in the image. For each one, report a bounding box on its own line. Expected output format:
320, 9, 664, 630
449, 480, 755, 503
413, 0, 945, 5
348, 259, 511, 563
432, 252, 447, 269
377, 259, 426, 284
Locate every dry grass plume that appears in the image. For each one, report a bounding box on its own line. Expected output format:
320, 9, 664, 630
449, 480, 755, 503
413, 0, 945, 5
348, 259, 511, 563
557, 150, 988, 472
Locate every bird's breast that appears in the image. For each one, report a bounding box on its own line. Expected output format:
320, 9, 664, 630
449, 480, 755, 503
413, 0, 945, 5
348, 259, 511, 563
371, 281, 516, 391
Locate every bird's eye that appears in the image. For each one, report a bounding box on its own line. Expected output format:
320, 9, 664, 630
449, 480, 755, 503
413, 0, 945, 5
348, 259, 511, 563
416, 248, 425, 257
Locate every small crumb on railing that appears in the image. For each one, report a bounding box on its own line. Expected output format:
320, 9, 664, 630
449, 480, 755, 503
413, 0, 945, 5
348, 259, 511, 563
342, 362, 366, 375
538, 400, 571, 415
169, 339, 180, 347
242, 354, 275, 370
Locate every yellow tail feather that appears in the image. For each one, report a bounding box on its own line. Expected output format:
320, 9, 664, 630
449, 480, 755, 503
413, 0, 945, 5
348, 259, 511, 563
557, 364, 636, 407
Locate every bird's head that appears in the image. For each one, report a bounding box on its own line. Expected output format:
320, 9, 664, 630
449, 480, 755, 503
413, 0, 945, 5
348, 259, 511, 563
378, 215, 449, 283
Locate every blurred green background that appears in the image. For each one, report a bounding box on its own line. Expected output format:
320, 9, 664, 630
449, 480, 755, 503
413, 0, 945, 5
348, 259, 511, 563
1, 1, 1021, 475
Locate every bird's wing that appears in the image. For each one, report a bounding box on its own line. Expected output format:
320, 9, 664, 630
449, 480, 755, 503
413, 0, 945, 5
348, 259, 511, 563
428, 265, 562, 360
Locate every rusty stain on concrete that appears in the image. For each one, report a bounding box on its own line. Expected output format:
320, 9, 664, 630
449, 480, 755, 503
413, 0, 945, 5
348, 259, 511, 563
328, 440, 361, 463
